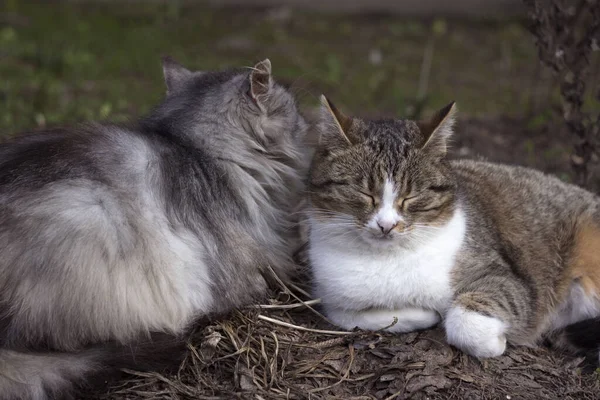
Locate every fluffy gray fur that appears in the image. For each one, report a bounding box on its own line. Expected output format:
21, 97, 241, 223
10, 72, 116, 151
0, 57, 308, 399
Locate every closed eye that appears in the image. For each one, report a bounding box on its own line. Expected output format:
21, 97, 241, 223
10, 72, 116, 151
399, 194, 418, 208
415, 204, 444, 212
428, 184, 452, 193
359, 191, 377, 207
402, 194, 445, 212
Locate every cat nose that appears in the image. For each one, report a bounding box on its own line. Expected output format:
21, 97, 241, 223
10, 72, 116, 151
377, 220, 397, 235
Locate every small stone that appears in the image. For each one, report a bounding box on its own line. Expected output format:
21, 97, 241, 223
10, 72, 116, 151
379, 374, 397, 382
369, 49, 383, 65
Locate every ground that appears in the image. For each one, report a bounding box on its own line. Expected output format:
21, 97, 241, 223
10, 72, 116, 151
94, 297, 600, 400
1, 1, 600, 399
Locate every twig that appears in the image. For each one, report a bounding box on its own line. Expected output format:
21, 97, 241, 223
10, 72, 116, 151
249, 299, 321, 310
265, 265, 335, 325
257, 315, 354, 336
310, 336, 348, 349
308, 344, 355, 393
287, 282, 312, 298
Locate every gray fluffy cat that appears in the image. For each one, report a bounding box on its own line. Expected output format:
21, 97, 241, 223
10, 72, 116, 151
0, 57, 307, 399
308, 96, 600, 363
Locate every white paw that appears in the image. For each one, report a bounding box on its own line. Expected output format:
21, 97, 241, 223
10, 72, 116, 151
444, 306, 507, 358
327, 307, 440, 333
385, 308, 441, 333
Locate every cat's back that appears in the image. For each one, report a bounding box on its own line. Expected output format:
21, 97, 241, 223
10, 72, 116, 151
0, 124, 160, 195
450, 158, 600, 297
0, 124, 218, 347
450, 159, 599, 223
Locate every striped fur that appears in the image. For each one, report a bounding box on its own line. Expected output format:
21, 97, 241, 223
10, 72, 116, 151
308, 98, 600, 361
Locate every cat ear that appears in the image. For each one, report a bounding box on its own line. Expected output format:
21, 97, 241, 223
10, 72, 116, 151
162, 56, 193, 95
417, 101, 457, 156
249, 58, 273, 110
319, 95, 354, 146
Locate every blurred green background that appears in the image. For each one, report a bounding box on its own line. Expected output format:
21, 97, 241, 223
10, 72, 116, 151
1, 0, 573, 136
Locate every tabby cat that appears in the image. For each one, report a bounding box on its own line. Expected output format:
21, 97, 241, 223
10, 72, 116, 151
0, 57, 308, 399
308, 96, 600, 362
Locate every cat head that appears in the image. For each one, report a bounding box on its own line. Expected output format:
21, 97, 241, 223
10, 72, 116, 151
308, 96, 458, 248
151, 57, 306, 154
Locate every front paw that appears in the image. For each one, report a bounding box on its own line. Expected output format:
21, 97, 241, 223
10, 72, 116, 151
444, 305, 507, 358
326, 307, 440, 333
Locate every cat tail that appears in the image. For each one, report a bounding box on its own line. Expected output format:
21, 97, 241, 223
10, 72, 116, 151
553, 317, 600, 368
0, 331, 189, 400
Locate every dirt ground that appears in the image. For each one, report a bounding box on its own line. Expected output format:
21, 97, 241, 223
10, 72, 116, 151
81, 116, 600, 400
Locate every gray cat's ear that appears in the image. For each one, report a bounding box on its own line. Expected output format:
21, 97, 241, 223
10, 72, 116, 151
162, 56, 193, 95
320, 95, 354, 146
250, 58, 273, 110
418, 101, 456, 156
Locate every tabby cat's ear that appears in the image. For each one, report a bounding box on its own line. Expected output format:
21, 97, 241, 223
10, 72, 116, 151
250, 59, 273, 111
319, 95, 354, 147
417, 101, 457, 156
162, 56, 194, 95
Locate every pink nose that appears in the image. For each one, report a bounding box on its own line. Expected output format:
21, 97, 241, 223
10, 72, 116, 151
377, 220, 397, 235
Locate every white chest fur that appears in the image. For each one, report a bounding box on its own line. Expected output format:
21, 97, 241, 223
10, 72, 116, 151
309, 209, 467, 317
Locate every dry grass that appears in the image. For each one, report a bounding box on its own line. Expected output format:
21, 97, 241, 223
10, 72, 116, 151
92, 269, 600, 400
